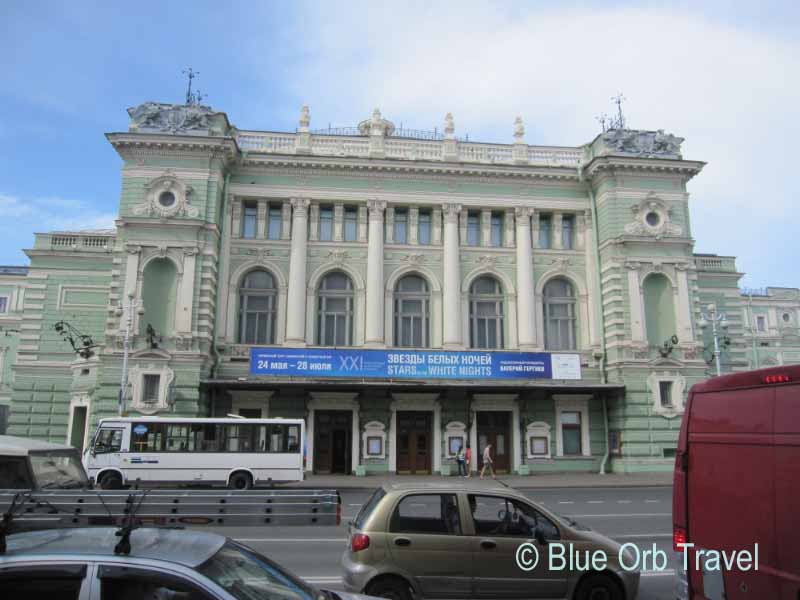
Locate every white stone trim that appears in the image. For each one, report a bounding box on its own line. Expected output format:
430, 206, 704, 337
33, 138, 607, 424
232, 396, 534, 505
461, 267, 518, 350
444, 421, 467, 458
553, 394, 591, 458
384, 264, 443, 349
127, 363, 175, 414
362, 421, 387, 459
226, 260, 288, 344
305, 263, 366, 347
229, 391, 273, 417
389, 393, 441, 473
306, 393, 360, 474
66, 393, 92, 451
526, 421, 552, 459
647, 370, 686, 418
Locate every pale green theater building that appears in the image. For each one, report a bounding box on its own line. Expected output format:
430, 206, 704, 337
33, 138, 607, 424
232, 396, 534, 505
1, 102, 797, 475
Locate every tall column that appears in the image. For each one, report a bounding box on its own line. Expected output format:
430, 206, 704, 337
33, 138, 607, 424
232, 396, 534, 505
443, 203, 462, 348
365, 199, 386, 346
552, 212, 563, 249
285, 198, 310, 345
481, 208, 492, 247
515, 207, 536, 349
256, 200, 267, 238
583, 210, 600, 347
675, 264, 694, 344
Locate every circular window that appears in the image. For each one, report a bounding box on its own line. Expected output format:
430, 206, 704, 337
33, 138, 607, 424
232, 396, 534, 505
645, 211, 661, 227
158, 191, 176, 208
783, 312, 791, 323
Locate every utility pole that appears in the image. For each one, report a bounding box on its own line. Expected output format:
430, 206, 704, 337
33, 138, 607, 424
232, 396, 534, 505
116, 293, 144, 415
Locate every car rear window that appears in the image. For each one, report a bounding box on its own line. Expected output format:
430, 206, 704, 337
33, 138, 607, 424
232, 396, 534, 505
353, 487, 386, 529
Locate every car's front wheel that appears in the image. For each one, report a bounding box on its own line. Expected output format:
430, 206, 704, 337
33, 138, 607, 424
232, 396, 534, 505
365, 577, 413, 600
573, 572, 624, 600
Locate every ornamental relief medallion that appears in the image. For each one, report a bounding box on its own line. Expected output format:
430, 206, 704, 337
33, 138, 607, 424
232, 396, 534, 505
133, 171, 199, 219
623, 193, 682, 239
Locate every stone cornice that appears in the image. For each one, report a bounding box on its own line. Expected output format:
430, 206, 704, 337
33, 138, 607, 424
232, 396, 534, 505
582, 155, 705, 181
106, 132, 239, 163
239, 153, 581, 182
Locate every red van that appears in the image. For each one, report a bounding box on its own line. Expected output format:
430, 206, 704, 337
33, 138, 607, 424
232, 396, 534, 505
672, 364, 800, 599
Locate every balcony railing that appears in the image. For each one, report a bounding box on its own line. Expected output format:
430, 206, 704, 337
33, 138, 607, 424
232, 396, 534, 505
695, 256, 737, 272
37, 232, 115, 252
235, 130, 582, 167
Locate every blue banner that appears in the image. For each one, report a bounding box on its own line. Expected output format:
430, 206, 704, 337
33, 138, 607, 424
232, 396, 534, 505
250, 348, 581, 380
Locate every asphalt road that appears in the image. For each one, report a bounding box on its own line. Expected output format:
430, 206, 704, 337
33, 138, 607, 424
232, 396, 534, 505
206, 485, 676, 600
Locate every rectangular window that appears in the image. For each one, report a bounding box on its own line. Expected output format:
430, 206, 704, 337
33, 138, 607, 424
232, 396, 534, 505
367, 436, 383, 456
241, 201, 257, 238
418, 209, 432, 245
319, 205, 334, 241
344, 206, 358, 241
562, 214, 574, 249
394, 208, 408, 244
561, 411, 582, 455
529, 436, 548, 456
539, 214, 551, 248
0, 297, 8, 313
756, 315, 766, 332
659, 381, 674, 408
267, 204, 282, 240
467, 211, 480, 246
490, 212, 503, 247
166, 423, 195, 452
143, 374, 160, 404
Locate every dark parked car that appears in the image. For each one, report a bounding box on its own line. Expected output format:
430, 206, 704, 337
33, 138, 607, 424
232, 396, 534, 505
0, 435, 90, 489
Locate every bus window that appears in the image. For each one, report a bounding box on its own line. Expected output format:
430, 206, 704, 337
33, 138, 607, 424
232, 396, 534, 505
94, 429, 123, 454
266, 424, 301, 453
131, 423, 166, 452
223, 424, 259, 452
166, 423, 195, 452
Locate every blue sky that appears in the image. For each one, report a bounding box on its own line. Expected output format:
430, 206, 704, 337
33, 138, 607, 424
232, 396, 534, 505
1, 1, 798, 289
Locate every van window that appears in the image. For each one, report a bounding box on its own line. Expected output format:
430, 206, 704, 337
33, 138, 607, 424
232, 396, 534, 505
0, 456, 32, 488
94, 428, 123, 454
353, 487, 386, 530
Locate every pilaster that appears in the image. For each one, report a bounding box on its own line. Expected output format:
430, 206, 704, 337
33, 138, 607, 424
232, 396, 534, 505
515, 207, 536, 349
443, 203, 463, 348
365, 199, 387, 347
285, 198, 310, 346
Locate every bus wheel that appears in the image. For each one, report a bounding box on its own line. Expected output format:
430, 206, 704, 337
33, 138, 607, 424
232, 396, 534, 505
228, 472, 253, 490
99, 472, 123, 490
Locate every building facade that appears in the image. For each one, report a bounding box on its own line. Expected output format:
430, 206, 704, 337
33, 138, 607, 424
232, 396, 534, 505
3, 101, 795, 474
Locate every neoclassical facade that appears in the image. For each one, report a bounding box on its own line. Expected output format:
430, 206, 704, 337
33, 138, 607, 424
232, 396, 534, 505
3, 101, 795, 474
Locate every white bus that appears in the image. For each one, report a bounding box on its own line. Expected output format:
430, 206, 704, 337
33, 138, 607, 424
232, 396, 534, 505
84, 417, 305, 489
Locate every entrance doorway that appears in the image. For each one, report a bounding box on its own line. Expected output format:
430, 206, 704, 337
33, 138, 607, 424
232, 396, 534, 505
477, 411, 511, 473
396, 411, 432, 474
69, 406, 87, 452
314, 411, 352, 474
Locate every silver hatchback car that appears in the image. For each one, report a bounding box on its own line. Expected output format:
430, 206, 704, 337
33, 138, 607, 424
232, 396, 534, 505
341, 483, 640, 600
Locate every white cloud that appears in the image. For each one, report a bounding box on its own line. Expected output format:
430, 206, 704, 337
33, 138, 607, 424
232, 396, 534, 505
273, 2, 799, 286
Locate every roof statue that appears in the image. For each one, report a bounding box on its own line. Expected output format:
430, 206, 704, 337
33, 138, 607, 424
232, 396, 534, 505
593, 128, 684, 159
357, 108, 395, 136
127, 102, 230, 137
299, 105, 310, 131
514, 116, 525, 142
444, 113, 455, 138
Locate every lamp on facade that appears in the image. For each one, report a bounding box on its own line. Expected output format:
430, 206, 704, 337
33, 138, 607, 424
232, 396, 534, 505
657, 334, 679, 358
54, 320, 100, 360
115, 293, 145, 416
698, 303, 730, 377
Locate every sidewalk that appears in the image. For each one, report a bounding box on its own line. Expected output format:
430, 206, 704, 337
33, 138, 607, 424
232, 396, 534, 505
290, 471, 672, 490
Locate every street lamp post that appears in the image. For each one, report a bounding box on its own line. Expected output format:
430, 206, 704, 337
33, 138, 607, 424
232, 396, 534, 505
698, 303, 728, 377
115, 293, 144, 416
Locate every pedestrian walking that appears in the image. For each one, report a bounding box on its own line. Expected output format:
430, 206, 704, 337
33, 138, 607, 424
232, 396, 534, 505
480, 443, 496, 479
456, 444, 466, 476
465, 444, 472, 478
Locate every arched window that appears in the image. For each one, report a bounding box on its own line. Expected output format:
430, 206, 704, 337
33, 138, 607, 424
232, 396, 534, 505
140, 258, 177, 336
238, 269, 277, 345
544, 278, 577, 350
643, 273, 676, 347
469, 276, 504, 349
317, 272, 354, 346
394, 275, 430, 347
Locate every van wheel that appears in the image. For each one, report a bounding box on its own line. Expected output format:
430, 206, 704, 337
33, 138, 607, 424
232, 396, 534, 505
574, 573, 624, 600
228, 472, 253, 490
99, 472, 123, 490
366, 577, 412, 600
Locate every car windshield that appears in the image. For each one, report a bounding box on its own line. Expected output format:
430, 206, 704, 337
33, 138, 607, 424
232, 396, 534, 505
198, 541, 324, 600
353, 487, 386, 529
29, 451, 89, 489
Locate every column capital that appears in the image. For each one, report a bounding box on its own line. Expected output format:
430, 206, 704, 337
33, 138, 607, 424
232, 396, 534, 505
290, 197, 311, 215
125, 244, 142, 255
442, 203, 462, 224
367, 199, 387, 219
515, 206, 535, 220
